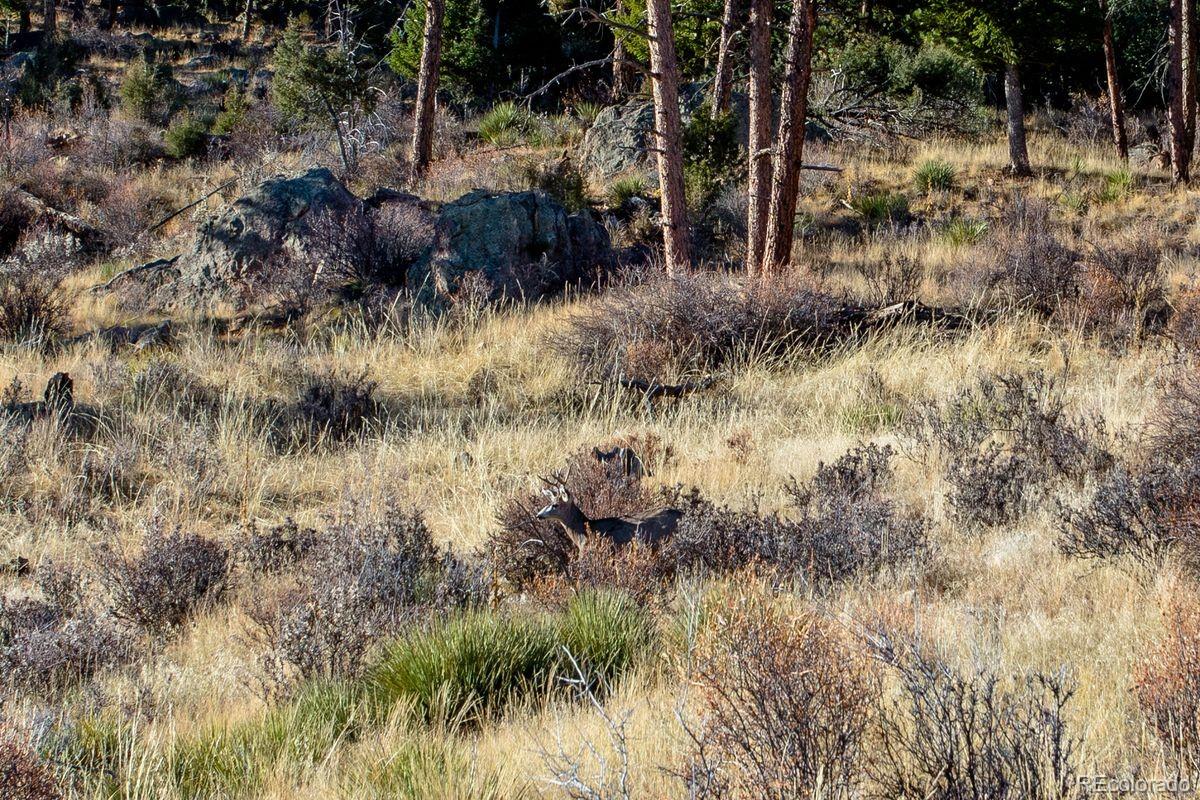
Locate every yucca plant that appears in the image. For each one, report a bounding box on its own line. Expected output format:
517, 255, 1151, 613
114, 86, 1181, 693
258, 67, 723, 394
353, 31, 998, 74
478, 101, 533, 146
912, 159, 957, 193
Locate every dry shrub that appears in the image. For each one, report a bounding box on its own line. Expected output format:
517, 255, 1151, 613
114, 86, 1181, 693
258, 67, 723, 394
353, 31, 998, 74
688, 595, 881, 800
1070, 229, 1169, 341
1170, 289, 1200, 351
670, 444, 926, 583
0, 226, 79, 347
558, 270, 844, 381
1059, 459, 1200, 571
1146, 363, 1200, 465
488, 441, 668, 590
906, 372, 1111, 527
0, 727, 61, 800
248, 503, 484, 686
97, 525, 231, 635
528, 539, 665, 608
236, 518, 320, 574
869, 634, 1079, 800
1061, 365, 1200, 570
963, 198, 1079, 315
1, 563, 130, 695
268, 369, 380, 453
1135, 589, 1200, 773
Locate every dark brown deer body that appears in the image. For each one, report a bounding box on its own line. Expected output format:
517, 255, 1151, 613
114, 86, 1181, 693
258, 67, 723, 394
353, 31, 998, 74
537, 483, 680, 552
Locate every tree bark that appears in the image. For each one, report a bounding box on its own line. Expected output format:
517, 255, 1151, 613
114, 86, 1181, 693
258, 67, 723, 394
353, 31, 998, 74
762, 0, 816, 271
43, 0, 55, 34
241, 0, 253, 40
645, 0, 690, 273
745, 0, 772, 273
1099, 0, 1128, 160
409, 0, 445, 182
1003, 62, 1032, 177
711, 0, 741, 114
19, 6, 31, 32
1169, 0, 1198, 183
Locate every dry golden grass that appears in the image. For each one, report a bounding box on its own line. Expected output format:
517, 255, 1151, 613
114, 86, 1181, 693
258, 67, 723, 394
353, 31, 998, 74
2, 125, 1198, 797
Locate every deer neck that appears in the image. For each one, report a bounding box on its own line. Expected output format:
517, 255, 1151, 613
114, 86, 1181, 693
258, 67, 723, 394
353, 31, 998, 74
555, 505, 591, 551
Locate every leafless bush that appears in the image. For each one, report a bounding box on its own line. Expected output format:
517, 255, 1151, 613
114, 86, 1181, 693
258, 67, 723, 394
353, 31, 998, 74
1059, 458, 1200, 571
1071, 229, 1169, 341
557, 271, 844, 381
249, 504, 480, 684
1135, 589, 1200, 774
371, 199, 435, 282
968, 199, 1079, 315
670, 445, 926, 583
689, 596, 881, 800
868, 637, 1079, 800
1169, 290, 1200, 351
856, 250, 925, 305
782, 444, 928, 582
268, 369, 380, 453
906, 372, 1111, 527
1, 563, 129, 695
0, 726, 62, 800
97, 526, 231, 635
236, 518, 320, 574
1146, 364, 1200, 465
488, 442, 668, 590
0, 227, 80, 348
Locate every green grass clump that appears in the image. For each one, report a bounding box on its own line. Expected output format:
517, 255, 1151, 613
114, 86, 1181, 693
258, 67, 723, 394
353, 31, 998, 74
940, 217, 989, 247
913, 159, 957, 193
606, 174, 650, 208
574, 100, 604, 127
849, 192, 910, 227
1096, 167, 1133, 204
370, 591, 652, 724
169, 681, 363, 799
478, 101, 533, 146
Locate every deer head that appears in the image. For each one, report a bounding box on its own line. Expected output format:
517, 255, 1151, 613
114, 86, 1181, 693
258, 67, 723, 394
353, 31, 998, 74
536, 477, 588, 550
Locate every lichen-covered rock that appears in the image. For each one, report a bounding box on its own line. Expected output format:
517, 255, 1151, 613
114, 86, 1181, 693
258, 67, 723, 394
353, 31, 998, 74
172, 167, 359, 303
413, 189, 612, 303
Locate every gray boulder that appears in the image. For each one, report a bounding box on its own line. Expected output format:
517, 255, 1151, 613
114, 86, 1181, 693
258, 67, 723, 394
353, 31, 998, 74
172, 167, 360, 303
413, 189, 612, 303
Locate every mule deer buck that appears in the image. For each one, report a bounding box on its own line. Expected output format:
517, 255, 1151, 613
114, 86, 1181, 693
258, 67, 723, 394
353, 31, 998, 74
536, 479, 681, 552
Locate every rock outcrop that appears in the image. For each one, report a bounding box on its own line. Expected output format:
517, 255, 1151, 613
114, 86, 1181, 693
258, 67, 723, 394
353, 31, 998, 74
414, 189, 611, 303
171, 167, 360, 303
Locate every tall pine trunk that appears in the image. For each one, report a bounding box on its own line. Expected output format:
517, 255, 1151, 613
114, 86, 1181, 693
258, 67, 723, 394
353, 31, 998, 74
745, 0, 772, 273
1100, 0, 1128, 160
1003, 62, 1032, 176
1169, 0, 1197, 183
409, 0, 445, 182
646, 0, 690, 273
19, 6, 31, 31
43, 0, 56, 33
711, 0, 741, 114
762, 0, 815, 271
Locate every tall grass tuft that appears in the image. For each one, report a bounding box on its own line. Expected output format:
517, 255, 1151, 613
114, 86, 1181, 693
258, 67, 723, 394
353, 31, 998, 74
369, 591, 653, 724
478, 101, 533, 147
912, 158, 957, 193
